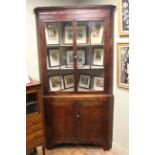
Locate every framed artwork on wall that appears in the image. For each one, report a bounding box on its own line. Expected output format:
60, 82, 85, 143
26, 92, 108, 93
117, 43, 129, 89
118, 0, 129, 36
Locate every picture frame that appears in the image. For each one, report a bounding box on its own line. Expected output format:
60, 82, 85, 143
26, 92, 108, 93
117, 43, 129, 89
78, 74, 91, 89
66, 49, 85, 67
77, 49, 85, 66
64, 25, 87, 44
77, 25, 87, 44
64, 25, 73, 44
45, 23, 59, 44
49, 75, 64, 91
118, 0, 129, 36
92, 48, 104, 66
64, 74, 74, 89
48, 48, 60, 67
93, 76, 104, 91
66, 50, 74, 67
90, 21, 104, 44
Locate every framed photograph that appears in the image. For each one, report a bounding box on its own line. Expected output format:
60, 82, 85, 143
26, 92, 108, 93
45, 23, 59, 44
64, 74, 74, 89
118, 0, 129, 36
90, 21, 104, 44
93, 76, 104, 91
117, 43, 129, 89
49, 75, 64, 91
92, 48, 104, 66
78, 74, 91, 89
48, 48, 60, 67
64, 25, 87, 44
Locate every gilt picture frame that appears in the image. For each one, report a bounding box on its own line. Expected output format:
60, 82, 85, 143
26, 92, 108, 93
118, 0, 129, 36
117, 43, 129, 89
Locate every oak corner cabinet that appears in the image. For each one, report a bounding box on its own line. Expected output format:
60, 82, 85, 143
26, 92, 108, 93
34, 5, 115, 150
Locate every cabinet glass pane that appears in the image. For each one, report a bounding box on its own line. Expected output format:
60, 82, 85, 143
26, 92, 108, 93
76, 21, 104, 92
45, 22, 74, 92
26, 92, 38, 115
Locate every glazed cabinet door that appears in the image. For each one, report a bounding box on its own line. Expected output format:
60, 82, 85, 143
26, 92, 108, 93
44, 98, 77, 148
77, 101, 104, 145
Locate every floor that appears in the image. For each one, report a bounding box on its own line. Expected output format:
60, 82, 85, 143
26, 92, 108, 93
36, 146, 119, 155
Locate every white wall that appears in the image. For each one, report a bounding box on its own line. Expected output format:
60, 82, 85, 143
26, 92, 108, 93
26, 0, 129, 155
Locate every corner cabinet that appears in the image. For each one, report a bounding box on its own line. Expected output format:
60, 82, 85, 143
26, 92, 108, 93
34, 6, 115, 150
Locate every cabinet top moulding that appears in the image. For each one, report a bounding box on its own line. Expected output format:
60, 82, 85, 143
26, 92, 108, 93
34, 5, 115, 13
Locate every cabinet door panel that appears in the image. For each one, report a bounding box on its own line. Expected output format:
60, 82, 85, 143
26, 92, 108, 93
44, 98, 77, 145
78, 101, 104, 144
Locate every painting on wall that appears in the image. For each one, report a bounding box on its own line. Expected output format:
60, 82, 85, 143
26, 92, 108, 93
117, 43, 129, 89
118, 0, 129, 36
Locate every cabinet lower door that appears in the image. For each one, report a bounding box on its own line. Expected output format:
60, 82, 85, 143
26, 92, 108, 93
77, 101, 104, 145
44, 98, 77, 148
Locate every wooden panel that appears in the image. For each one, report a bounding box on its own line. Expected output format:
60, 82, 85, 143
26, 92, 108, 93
26, 136, 44, 150
44, 98, 77, 145
26, 113, 42, 125
77, 101, 104, 145
27, 122, 43, 135
26, 129, 44, 141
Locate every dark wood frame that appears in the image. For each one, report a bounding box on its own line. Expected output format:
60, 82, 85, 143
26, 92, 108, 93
34, 6, 115, 150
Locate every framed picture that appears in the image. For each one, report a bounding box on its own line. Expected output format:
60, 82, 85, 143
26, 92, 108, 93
90, 21, 104, 44
93, 76, 104, 91
117, 43, 129, 88
66, 49, 85, 67
77, 49, 85, 66
92, 48, 104, 66
118, 0, 129, 36
49, 75, 64, 91
48, 48, 60, 67
64, 25, 87, 44
78, 74, 91, 89
77, 25, 87, 44
45, 23, 59, 44
64, 74, 74, 89
66, 50, 74, 67
64, 25, 73, 44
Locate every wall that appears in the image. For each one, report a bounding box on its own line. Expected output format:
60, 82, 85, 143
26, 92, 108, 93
26, 0, 129, 155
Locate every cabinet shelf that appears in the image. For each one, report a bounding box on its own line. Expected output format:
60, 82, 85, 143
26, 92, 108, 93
26, 101, 37, 106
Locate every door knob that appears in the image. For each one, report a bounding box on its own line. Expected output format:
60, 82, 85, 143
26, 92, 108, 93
77, 114, 80, 118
